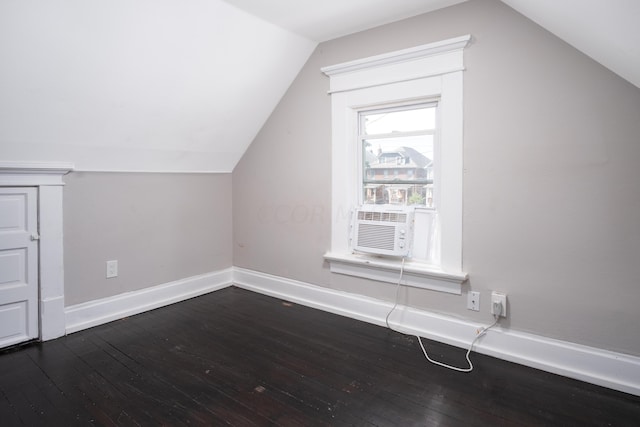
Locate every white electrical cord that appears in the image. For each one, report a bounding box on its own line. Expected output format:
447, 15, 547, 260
385, 257, 406, 330
416, 315, 500, 373
385, 258, 501, 373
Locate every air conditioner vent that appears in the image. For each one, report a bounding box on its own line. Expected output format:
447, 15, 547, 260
351, 207, 414, 257
357, 211, 408, 223
357, 224, 396, 251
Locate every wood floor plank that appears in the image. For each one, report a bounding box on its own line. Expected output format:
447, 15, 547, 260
135, 300, 373, 425
0, 389, 24, 427
132, 289, 640, 426
89, 324, 268, 426
183, 297, 509, 425
109, 319, 331, 425
85, 308, 320, 425
65, 332, 216, 426
2, 286, 640, 426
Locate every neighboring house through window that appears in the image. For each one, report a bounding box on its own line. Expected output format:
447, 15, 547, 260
360, 103, 436, 208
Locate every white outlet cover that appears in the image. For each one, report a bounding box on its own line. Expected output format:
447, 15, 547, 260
491, 291, 507, 317
106, 260, 118, 278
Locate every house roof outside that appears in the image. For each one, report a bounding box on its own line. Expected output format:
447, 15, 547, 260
369, 147, 432, 169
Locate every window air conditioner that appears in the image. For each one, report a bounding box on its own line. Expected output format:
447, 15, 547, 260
351, 206, 415, 257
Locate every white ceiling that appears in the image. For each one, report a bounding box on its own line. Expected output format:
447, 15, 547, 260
1, 1, 637, 174
0, 0, 316, 172
221, 0, 468, 42
501, 0, 640, 89
223, 0, 640, 89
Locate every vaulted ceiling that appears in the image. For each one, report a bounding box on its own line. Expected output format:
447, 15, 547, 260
0, 0, 316, 172
0, 0, 637, 173
500, 0, 640, 90
220, 0, 469, 42
224, 0, 640, 88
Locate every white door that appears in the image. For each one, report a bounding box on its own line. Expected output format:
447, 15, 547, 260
0, 187, 39, 348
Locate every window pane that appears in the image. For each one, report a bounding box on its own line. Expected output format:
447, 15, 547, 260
363, 135, 434, 208
363, 106, 435, 135
363, 183, 433, 207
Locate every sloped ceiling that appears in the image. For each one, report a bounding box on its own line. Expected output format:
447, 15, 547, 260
501, 0, 640, 89
0, 0, 315, 172
1, 0, 637, 173
224, 0, 640, 89
220, 0, 468, 42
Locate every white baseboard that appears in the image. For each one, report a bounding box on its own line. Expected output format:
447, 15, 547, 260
41, 296, 66, 341
233, 267, 640, 397
65, 269, 233, 334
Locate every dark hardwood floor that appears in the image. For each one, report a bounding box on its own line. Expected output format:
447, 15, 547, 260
1, 287, 639, 426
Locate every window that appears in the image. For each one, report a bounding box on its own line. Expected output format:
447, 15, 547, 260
322, 35, 470, 294
360, 103, 437, 208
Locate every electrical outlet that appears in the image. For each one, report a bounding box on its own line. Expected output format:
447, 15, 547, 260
106, 260, 118, 278
467, 291, 480, 311
491, 291, 507, 317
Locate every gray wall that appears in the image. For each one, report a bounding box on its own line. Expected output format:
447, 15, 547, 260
233, 0, 640, 356
64, 172, 232, 305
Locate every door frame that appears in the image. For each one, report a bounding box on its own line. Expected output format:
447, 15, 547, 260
0, 162, 73, 341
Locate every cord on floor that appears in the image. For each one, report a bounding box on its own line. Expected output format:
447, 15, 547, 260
385, 257, 501, 373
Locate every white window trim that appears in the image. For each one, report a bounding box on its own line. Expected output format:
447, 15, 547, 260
322, 35, 470, 295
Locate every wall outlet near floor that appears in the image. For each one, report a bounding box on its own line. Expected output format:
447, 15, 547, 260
467, 291, 480, 311
106, 260, 118, 278
491, 291, 507, 317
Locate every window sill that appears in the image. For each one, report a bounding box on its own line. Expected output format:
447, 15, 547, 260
324, 252, 467, 295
